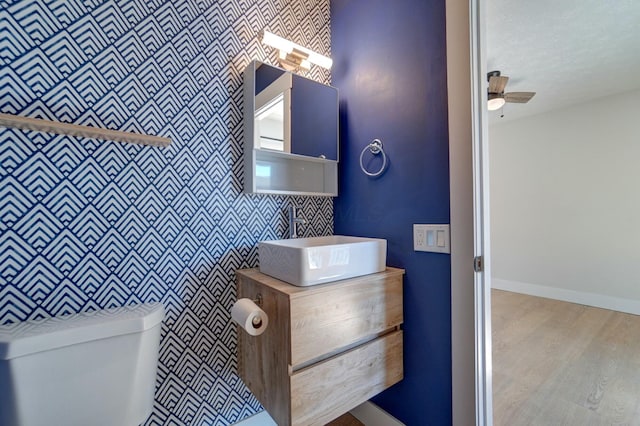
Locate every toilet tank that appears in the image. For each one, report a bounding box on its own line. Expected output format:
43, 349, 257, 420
0, 303, 164, 426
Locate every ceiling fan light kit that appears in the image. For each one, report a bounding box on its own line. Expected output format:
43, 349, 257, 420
488, 94, 506, 111
487, 70, 536, 112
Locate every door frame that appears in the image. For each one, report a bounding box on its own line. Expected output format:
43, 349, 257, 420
470, 0, 493, 422
447, 0, 492, 424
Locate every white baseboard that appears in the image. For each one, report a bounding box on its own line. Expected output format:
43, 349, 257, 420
350, 401, 405, 426
232, 411, 276, 426
233, 401, 404, 426
492, 278, 640, 315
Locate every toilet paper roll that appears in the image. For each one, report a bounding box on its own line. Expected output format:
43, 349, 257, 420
231, 298, 269, 336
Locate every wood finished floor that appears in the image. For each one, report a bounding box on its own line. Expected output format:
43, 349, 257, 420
492, 289, 640, 425
325, 413, 364, 426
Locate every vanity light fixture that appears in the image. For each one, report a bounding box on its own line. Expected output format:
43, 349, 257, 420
487, 93, 506, 111
260, 30, 333, 71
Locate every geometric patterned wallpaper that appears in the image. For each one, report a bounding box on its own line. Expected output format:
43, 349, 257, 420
0, 1, 332, 424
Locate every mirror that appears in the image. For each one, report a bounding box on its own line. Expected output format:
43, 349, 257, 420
243, 60, 339, 196
255, 92, 287, 152
253, 61, 338, 160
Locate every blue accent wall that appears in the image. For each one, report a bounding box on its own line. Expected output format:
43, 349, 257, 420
331, 0, 452, 424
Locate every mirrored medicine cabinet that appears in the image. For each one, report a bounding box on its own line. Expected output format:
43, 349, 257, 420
243, 60, 338, 196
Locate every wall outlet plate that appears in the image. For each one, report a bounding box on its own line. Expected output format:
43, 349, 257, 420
413, 224, 450, 254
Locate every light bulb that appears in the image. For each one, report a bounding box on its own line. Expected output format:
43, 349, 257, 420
487, 96, 505, 111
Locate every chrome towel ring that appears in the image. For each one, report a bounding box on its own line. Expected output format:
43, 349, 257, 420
359, 139, 387, 177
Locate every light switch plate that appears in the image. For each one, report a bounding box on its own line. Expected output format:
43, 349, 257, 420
413, 224, 450, 254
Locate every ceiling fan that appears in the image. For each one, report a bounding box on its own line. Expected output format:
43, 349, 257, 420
487, 70, 536, 111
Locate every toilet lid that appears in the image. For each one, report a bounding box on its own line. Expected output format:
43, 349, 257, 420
0, 302, 165, 360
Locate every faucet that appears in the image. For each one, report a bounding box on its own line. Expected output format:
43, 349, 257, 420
288, 206, 307, 238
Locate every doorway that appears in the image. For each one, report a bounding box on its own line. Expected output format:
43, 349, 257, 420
484, 0, 640, 424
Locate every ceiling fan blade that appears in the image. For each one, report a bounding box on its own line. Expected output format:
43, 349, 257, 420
505, 92, 536, 103
488, 75, 509, 94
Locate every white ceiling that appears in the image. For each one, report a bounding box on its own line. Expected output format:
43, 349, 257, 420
487, 0, 640, 123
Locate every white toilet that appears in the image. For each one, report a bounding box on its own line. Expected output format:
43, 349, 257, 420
0, 303, 165, 426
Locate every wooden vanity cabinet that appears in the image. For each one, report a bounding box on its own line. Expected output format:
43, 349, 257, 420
235, 267, 404, 426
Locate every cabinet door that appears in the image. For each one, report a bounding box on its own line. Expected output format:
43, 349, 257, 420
289, 273, 403, 367
290, 331, 403, 426
254, 73, 291, 153
290, 74, 338, 160
254, 62, 338, 161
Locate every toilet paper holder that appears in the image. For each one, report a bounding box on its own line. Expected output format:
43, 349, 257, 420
251, 294, 263, 328
253, 294, 263, 307
231, 294, 269, 336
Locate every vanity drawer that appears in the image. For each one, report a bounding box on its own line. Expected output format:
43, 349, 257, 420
289, 271, 403, 368
290, 330, 403, 426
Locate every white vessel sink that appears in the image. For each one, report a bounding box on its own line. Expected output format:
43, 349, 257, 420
258, 235, 387, 286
